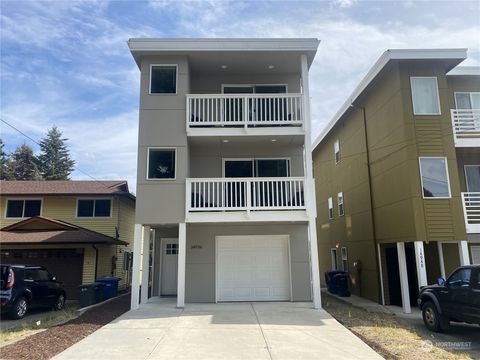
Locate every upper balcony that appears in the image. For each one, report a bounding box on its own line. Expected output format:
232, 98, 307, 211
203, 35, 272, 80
186, 93, 305, 137
461, 192, 480, 233
451, 109, 480, 147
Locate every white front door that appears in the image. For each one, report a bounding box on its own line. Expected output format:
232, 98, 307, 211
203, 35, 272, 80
471, 246, 480, 264
161, 238, 178, 295
216, 235, 291, 302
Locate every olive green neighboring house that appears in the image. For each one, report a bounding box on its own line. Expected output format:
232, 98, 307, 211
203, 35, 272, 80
312, 49, 479, 313
0, 180, 136, 299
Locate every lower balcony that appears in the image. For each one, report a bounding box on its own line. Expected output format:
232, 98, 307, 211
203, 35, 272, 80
462, 192, 480, 233
185, 177, 307, 223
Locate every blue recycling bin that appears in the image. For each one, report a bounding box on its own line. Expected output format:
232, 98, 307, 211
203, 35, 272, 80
95, 277, 121, 300
325, 270, 345, 294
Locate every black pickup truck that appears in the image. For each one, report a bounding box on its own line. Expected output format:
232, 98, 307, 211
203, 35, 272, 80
418, 265, 480, 332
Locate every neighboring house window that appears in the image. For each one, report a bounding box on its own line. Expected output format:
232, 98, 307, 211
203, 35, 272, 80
341, 247, 348, 272
455, 92, 480, 109
410, 77, 441, 115
150, 65, 177, 94
330, 248, 338, 270
5, 199, 41, 218
337, 192, 344, 216
465, 165, 480, 192
328, 197, 334, 219
147, 148, 176, 180
77, 199, 112, 217
419, 157, 451, 198
334, 139, 340, 164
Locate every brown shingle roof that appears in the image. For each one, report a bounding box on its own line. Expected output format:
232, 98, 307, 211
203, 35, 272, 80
0, 180, 135, 200
0, 216, 128, 246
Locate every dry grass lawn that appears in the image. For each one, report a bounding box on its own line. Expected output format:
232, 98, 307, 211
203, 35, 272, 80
322, 293, 472, 360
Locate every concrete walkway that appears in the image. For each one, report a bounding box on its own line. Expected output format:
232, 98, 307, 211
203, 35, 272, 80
53, 298, 382, 360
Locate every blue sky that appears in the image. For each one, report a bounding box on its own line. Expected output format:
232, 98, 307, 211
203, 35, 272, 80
1, 0, 479, 192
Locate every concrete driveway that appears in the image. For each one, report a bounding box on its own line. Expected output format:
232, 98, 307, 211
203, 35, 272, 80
53, 298, 382, 360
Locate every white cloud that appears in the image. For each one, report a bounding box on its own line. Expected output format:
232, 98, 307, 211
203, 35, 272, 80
333, 0, 357, 8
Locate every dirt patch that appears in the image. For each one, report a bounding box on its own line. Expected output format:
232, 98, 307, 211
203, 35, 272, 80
0, 294, 130, 360
322, 293, 472, 360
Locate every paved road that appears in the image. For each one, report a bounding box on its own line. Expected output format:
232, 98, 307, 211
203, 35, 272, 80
1, 301, 78, 331
400, 313, 480, 359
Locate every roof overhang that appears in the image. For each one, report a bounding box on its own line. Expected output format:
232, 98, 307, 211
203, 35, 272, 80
447, 66, 480, 76
128, 38, 320, 70
312, 48, 468, 150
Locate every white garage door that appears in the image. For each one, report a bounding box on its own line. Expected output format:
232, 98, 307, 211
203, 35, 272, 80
216, 235, 291, 302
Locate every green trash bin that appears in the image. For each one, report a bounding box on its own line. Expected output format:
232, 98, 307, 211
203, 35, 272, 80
79, 284, 96, 308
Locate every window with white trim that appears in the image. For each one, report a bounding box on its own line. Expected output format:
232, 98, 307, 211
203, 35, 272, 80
147, 148, 176, 180
337, 192, 344, 216
150, 65, 177, 94
6, 199, 42, 218
419, 157, 451, 198
410, 77, 441, 115
328, 197, 334, 219
341, 246, 348, 272
334, 139, 340, 164
77, 199, 111, 218
330, 248, 338, 270
455, 92, 480, 109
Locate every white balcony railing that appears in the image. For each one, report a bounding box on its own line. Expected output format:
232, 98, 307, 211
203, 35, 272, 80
451, 109, 480, 147
187, 177, 306, 212
461, 192, 480, 233
186, 94, 303, 129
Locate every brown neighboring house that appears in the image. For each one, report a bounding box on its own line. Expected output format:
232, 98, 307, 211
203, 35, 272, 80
0, 180, 136, 299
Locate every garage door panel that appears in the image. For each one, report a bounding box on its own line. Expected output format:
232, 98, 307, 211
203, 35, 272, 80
216, 235, 290, 302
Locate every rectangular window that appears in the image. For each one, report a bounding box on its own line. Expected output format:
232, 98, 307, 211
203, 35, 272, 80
150, 65, 177, 94
77, 199, 112, 217
147, 148, 176, 180
455, 92, 480, 109
419, 157, 451, 198
337, 192, 344, 216
328, 197, 334, 219
334, 139, 340, 164
6, 199, 41, 218
465, 165, 480, 192
341, 247, 348, 272
330, 248, 338, 270
410, 77, 441, 115
223, 158, 290, 178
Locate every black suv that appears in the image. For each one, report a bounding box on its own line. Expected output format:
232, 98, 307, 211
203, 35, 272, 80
0, 265, 66, 319
418, 265, 480, 332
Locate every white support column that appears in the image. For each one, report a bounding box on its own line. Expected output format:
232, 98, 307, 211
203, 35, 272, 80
414, 241, 428, 288
140, 226, 151, 305
377, 243, 385, 306
437, 242, 446, 279
301, 54, 321, 310
131, 224, 143, 310
397, 242, 411, 314
458, 240, 470, 266
177, 223, 186, 308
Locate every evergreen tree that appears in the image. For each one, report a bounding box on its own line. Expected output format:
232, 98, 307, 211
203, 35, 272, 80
9, 143, 42, 180
38, 126, 75, 180
0, 139, 13, 180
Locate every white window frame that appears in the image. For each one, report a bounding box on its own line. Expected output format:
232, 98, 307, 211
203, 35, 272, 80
341, 246, 348, 272
4, 198, 43, 219
221, 83, 289, 93
75, 198, 113, 219
410, 76, 441, 115
146, 147, 177, 181
222, 157, 291, 177
149, 64, 178, 95
328, 197, 334, 219
418, 156, 452, 199
334, 139, 340, 164
337, 192, 344, 216
454, 92, 480, 109
464, 164, 480, 192
330, 248, 338, 270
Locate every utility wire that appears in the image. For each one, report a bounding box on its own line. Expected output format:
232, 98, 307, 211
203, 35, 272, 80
0, 117, 113, 188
